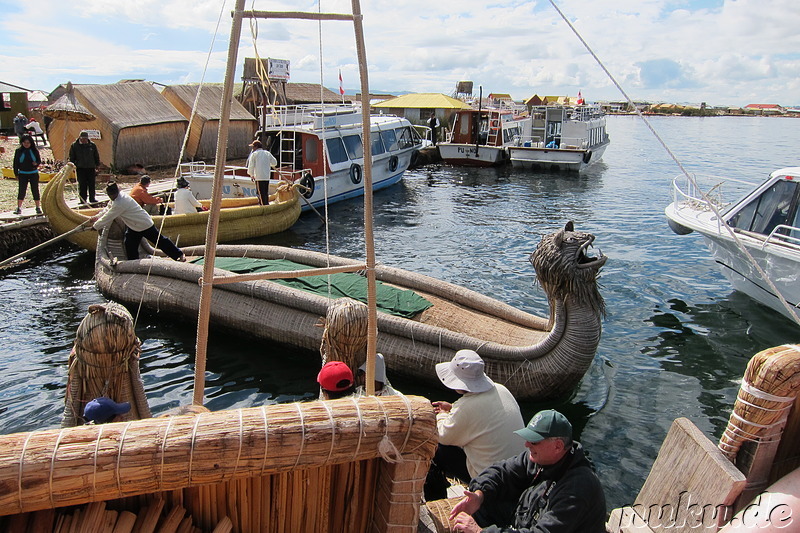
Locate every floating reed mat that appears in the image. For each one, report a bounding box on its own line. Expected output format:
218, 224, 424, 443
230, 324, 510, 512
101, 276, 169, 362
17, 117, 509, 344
718, 344, 800, 466
62, 302, 151, 427
0, 395, 436, 518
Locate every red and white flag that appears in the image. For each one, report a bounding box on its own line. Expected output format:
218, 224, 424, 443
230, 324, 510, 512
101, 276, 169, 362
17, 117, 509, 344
339, 70, 345, 96
577, 90, 585, 105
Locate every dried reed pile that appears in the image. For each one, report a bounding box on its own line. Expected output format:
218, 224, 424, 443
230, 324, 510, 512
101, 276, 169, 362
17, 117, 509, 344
62, 302, 151, 427
718, 345, 800, 463
0, 395, 437, 532
320, 297, 369, 371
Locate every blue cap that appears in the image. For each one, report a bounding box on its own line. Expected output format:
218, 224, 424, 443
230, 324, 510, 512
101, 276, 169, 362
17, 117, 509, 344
84, 397, 131, 423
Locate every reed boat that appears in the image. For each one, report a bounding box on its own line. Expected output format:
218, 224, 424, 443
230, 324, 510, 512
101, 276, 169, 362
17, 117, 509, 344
437, 107, 532, 167
41, 162, 302, 252
2, 166, 57, 182
508, 104, 610, 172
96, 221, 607, 401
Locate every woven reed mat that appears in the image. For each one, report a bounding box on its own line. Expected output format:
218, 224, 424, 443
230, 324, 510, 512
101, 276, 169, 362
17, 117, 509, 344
424, 497, 462, 533
718, 345, 800, 466
61, 302, 151, 427
320, 297, 368, 372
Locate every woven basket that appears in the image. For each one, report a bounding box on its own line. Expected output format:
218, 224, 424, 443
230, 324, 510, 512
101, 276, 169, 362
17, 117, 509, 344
424, 497, 463, 533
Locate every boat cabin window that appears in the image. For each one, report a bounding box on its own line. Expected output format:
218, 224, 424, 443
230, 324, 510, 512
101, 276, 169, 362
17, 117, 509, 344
380, 129, 399, 152
395, 126, 415, 149
370, 131, 386, 155
503, 125, 521, 144
728, 179, 799, 236
343, 134, 363, 160
325, 137, 349, 164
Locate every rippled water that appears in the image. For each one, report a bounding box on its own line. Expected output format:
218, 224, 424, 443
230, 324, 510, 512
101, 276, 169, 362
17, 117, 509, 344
1, 115, 799, 509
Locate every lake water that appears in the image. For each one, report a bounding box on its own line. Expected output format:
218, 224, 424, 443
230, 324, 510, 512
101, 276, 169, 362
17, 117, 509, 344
1, 115, 799, 510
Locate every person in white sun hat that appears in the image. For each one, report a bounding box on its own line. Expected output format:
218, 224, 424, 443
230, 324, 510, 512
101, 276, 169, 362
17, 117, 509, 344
424, 349, 524, 501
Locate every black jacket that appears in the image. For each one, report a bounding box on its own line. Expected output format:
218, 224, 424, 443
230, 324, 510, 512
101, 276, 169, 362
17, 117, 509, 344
68, 139, 100, 169
13, 145, 42, 176
469, 443, 606, 533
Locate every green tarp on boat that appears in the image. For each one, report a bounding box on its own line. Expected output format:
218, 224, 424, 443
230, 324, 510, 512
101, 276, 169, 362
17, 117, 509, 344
196, 257, 433, 319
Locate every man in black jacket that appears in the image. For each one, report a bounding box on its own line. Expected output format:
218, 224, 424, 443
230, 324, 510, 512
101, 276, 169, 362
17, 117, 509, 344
449, 409, 606, 533
69, 130, 101, 204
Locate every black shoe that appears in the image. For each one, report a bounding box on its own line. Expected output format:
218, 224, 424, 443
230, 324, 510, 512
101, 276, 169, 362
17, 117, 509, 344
35, 207, 42, 215
89, 198, 98, 204
13, 208, 21, 215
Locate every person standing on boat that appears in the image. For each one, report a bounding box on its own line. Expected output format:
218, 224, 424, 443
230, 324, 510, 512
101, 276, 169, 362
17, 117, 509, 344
428, 112, 440, 146
89, 182, 185, 262
129, 175, 163, 215
12, 135, 42, 215
246, 139, 277, 205
448, 409, 607, 533
424, 350, 525, 501
173, 177, 207, 215
69, 131, 101, 205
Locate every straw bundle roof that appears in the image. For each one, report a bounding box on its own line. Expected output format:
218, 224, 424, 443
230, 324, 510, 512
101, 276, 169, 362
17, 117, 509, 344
718, 345, 800, 466
44, 82, 94, 122
62, 302, 151, 427
320, 298, 369, 371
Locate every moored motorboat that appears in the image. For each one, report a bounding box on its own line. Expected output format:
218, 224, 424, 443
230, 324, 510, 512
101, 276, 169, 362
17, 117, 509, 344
665, 167, 800, 322
438, 107, 532, 167
182, 105, 425, 211
96, 221, 607, 401
41, 162, 302, 251
508, 104, 610, 172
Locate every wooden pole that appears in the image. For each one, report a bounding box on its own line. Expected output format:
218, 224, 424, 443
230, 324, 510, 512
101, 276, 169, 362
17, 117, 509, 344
193, 0, 246, 405
351, 0, 377, 396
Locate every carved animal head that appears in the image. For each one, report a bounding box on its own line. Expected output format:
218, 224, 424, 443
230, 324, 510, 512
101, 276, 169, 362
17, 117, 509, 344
530, 221, 606, 319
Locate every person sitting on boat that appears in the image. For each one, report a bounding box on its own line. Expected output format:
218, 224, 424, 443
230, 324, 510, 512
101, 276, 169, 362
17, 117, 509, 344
246, 139, 277, 205
129, 175, 163, 215
546, 139, 559, 149
424, 350, 525, 501
448, 409, 607, 533
89, 181, 186, 262
354, 353, 398, 397
317, 360, 355, 400
174, 177, 207, 215
83, 396, 131, 424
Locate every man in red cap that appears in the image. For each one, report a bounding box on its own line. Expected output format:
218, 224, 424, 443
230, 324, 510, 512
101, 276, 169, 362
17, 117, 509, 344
317, 361, 355, 400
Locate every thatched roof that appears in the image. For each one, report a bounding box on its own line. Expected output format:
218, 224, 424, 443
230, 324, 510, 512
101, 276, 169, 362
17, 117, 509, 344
74, 82, 187, 134
283, 83, 342, 104
162, 84, 256, 121
373, 93, 470, 110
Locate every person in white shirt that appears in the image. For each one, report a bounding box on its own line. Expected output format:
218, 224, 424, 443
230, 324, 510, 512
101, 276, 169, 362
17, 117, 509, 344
25, 119, 46, 146
246, 139, 277, 205
89, 182, 185, 261
424, 349, 525, 501
173, 177, 207, 215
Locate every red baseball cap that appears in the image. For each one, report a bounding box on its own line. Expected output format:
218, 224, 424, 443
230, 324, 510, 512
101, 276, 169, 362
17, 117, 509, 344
317, 361, 354, 392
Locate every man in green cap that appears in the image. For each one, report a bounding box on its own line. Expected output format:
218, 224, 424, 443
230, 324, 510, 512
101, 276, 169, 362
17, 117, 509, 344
448, 409, 606, 533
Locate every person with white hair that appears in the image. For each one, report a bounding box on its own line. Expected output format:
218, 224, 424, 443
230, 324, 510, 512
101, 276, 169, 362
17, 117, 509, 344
424, 349, 525, 501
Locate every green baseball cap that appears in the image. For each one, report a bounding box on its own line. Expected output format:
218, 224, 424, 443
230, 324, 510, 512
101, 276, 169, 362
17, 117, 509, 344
514, 409, 572, 443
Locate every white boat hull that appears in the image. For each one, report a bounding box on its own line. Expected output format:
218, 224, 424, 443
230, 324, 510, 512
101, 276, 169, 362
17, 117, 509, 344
509, 140, 609, 172
437, 143, 507, 167
665, 202, 800, 321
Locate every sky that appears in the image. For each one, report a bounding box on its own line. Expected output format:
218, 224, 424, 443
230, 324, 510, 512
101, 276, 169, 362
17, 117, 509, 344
1, 0, 798, 107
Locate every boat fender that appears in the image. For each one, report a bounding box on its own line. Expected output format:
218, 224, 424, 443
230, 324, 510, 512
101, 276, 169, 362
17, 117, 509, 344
583, 150, 592, 164
299, 172, 315, 199
667, 218, 693, 235
349, 163, 362, 184
388, 155, 399, 173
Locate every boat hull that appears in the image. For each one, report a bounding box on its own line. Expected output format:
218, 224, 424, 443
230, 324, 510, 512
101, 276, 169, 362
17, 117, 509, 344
509, 140, 609, 172
96, 243, 603, 401
438, 143, 507, 167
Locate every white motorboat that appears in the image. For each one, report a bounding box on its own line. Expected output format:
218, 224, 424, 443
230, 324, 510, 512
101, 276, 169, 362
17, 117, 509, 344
183, 104, 424, 211
438, 108, 532, 167
665, 167, 800, 322
508, 105, 610, 172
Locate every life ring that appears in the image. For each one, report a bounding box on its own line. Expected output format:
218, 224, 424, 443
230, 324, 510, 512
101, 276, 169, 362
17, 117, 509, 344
583, 150, 592, 164
349, 163, 362, 184
388, 155, 399, 173
299, 172, 315, 199
490, 119, 499, 129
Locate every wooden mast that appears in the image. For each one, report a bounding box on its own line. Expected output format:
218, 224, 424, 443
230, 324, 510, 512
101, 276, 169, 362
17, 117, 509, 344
192, 1, 379, 403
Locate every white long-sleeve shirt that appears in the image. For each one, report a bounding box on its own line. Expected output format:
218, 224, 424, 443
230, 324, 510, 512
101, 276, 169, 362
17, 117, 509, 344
436, 382, 525, 478
174, 187, 203, 215
93, 192, 153, 232
246, 148, 277, 181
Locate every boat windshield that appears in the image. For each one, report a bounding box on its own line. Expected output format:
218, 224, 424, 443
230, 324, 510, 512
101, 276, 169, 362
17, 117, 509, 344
728, 179, 799, 237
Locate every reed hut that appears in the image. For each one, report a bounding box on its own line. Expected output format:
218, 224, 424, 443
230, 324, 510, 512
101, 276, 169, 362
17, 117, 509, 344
162, 84, 257, 161
47, 82, 188, 170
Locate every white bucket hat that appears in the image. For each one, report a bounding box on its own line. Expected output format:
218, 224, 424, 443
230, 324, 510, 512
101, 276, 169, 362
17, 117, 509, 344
358, 353, 387, 383
435, 350, 493, 393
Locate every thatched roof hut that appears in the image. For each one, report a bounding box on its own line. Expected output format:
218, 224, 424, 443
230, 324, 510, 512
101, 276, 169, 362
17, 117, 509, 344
161, 84, 257, 161
48, 82, 188, 170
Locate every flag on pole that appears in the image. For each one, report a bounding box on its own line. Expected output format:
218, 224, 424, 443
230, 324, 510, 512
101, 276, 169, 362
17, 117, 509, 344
577, 90, 585, 105
339, 70, 345, 96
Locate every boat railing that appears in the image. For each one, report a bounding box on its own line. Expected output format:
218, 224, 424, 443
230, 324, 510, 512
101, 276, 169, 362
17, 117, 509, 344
179, 162, 249, 179
671, 174, 727, 212
762, 225, 800, 251
260, 104, 362, 129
